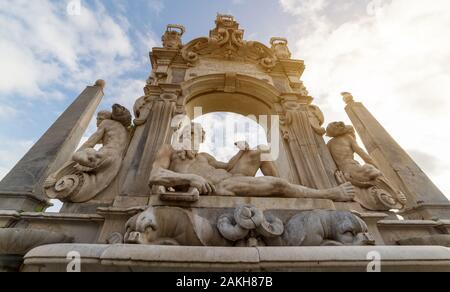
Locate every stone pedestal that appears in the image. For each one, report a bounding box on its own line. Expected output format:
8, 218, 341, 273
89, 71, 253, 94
0, 228, 72, 272
22, 244, 450, 272
402, 203, 450, 220
0, 81, 105, 212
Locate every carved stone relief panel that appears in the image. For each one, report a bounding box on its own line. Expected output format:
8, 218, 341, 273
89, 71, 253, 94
185, 58, 274, 84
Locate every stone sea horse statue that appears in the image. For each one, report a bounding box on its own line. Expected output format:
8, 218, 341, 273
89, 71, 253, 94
124, 204, 374, 247
44, 104, 132, 203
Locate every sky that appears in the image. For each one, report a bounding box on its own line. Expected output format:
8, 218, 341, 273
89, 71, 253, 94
0, 0, 449, 209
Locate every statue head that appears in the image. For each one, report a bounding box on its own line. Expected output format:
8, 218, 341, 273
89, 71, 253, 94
177, 122, 206, 152
326, 122, 355, 138
112, 104, 132, 128
97, 111, 112, 127
335, 212, 373, 246
124, 208, 159, 245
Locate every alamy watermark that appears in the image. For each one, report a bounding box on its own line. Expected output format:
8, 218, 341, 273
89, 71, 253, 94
171, 107, 280, 162
66, 251, 81, 272
366, 251, 381, 272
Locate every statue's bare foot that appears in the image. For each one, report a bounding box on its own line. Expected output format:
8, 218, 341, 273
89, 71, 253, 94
328, 182, 356, 202
74, 163, 95, 172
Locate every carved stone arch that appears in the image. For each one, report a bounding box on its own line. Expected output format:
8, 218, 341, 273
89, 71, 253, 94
178, 73, 296, 183
180, 73, 282, 118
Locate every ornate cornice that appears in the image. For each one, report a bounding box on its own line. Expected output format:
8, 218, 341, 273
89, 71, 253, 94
180, 14, 278, 72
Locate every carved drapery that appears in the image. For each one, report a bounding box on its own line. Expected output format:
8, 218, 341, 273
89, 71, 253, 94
280, 99, 335, 189
307, 105, 339, 187
119, 92, 178, 197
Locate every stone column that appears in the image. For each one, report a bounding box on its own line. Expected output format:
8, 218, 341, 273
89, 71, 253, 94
343, 93, 450, 219
280, 95, 336, 189
117, 87, 179, 201
0, 80, 105, 212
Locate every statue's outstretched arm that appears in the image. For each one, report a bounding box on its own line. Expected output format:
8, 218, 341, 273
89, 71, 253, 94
79, 126, 105, 150
149, 145, 214, 195
204, 153, 229, 169
351, 137, 377, 167
260, 161, 280, 177
150, 167, 204, 188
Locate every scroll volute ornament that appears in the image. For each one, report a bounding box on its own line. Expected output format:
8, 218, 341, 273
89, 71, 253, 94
281, 100, 301, 126
133, 95, 154, 126
133, 93, 179, 126
307, 105, 326, 136
280, 94, 312, 126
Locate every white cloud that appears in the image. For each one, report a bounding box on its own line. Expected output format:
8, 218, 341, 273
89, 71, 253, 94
0, 105, 19, 119
108, 79, 147, 111
147, 0, 165, 15
280, 0, 328, 15
0, 0, 155, 100
280, 0, 450, 197
0, 0, 159, 209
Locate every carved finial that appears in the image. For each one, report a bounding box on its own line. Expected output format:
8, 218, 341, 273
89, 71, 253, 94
162, 24, 185, 49
341, 92, 354, 104
94, 79, 106, 89
270, 37, 291, 59
213, 13, 240, 33
216, 13, 237, 25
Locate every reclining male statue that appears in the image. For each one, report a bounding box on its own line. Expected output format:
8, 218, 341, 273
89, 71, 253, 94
149, 123, 355, 201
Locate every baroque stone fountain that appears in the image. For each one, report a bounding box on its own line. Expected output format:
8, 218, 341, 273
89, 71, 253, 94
1, 15, 450, 272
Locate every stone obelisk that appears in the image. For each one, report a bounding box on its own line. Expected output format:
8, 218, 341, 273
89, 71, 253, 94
0, 80, 105, 212
343, 92, 450, 219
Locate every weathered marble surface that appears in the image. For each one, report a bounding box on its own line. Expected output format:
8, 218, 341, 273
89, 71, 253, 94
0, 228, 72, 256
22, 244, 450, 272
122, 203, 373, 247
326, 121, 407, 211
397, 235, 450, 247
44, 104, 131, 203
